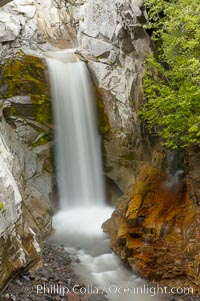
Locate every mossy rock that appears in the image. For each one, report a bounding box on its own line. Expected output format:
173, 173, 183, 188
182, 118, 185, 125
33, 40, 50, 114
0, 51, 51, 125
95, 87, 111, 136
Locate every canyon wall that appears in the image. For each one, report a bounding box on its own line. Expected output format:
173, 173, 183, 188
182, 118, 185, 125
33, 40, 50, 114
0, 0, 80, 289
0, 51, 53, 288
103, 149, 200, 295
77, 0, 151, 192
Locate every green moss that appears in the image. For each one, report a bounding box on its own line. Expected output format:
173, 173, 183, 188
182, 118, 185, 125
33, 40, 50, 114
9, 105, 17, 116
31, 134, 52, 148
35, 103, 51, 124
129, 98, 135, 107
95, 87, 111, 136
4, 102, 51, 125
0, 51, 51, 125
121, 154, 135, 161
94, 88, 112, 166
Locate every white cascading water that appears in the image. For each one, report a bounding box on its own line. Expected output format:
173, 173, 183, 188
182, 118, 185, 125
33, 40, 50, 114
46, 50, 166, 301
46, 50, 104, 208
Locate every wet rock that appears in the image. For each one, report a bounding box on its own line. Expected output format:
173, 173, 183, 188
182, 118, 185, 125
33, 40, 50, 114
82, 294, 108, 301
41, 277, 48, 282
54, 297, 62, 301
166, 298, 182, 301
10, 294, 17, 301
21, 274, 30, 282
64, 292, 81, 301
104, 163, 200, 296
44, 295, 54, 301
4, 243, 82, 301
14, 279, 22, 286
187, 146, 200, 205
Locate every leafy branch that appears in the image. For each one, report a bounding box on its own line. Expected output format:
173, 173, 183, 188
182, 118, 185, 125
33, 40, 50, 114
140, 0, 200, 149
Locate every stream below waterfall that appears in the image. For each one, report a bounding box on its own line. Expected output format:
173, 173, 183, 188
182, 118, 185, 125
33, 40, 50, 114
46, 50, 167, 301
51, 207, 167, 301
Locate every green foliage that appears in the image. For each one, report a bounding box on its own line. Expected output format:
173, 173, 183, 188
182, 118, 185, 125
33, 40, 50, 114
0, 202, 4, 210
140, 0, 200, 148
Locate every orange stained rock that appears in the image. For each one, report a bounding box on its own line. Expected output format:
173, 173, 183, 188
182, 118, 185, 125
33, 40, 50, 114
126, 238, 143, 249
117, 219, 128, 240
104, 164, 200, 295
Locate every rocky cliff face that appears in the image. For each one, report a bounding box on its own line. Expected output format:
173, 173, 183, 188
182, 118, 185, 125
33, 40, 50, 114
0, 0, 151, 196
103, 150, 200, 295
77, 0, 151, 192
0, 51, 54, 289
186, 146, 200, 206
0, 0, 80, 57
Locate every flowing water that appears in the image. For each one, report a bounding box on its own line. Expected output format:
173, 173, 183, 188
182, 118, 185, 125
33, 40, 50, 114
46, 50, 104, 208
46, 50, 165, 301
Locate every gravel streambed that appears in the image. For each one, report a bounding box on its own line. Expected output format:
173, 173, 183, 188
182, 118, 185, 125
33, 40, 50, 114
1, 243, 199, 301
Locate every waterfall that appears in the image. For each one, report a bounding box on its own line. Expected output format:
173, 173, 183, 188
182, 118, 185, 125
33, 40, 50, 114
46, 51, 105, 208
47, 50, 163, 301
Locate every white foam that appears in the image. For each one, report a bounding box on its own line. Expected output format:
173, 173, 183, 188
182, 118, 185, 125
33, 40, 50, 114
52, 207, 165, 301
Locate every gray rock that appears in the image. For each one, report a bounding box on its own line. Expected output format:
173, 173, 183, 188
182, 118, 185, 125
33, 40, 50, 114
10, 294, 16, 301
44, 295, 53, 301
84, 295, 108, 301
0, 11, 21, 42
27, 173, 53, 202
7, 96, 32, 104
24, 152, 38, 179
0, 52, 53, 289
15, 121, 40, 145
0, 0, 79, 56
78, 0, 150, 191
4, 294, 10, 299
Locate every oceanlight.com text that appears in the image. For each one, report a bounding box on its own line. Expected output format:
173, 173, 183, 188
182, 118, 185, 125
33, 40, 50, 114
107, 284, 193, 296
